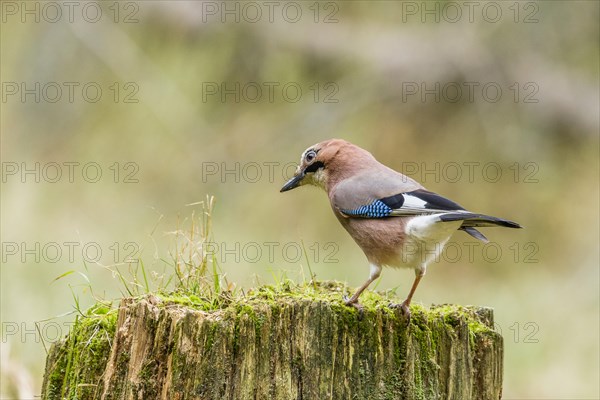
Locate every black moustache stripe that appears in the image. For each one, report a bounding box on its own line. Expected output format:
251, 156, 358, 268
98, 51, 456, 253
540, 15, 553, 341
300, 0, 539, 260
304, 161, 325, 173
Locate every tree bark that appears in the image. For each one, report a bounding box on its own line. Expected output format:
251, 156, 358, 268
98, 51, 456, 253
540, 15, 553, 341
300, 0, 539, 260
42, 283, 503, 399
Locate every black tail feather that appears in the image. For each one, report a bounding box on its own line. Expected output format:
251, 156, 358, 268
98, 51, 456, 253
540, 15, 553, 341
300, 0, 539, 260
460, 227, 489, 243
440, 212, 522, 229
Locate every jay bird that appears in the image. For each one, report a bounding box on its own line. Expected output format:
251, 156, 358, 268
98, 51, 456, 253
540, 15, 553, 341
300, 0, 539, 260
280, 139, 521, 318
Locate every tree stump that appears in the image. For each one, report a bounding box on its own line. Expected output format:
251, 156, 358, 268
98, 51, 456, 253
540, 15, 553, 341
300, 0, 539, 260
41, 282, 503, 399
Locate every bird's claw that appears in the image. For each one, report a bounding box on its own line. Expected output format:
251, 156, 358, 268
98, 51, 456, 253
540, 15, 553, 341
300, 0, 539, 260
389, 301, 411, 323
343, 295, 365, 319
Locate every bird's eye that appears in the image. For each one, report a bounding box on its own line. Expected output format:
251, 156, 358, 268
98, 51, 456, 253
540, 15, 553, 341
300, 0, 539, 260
305, 151, 316, 163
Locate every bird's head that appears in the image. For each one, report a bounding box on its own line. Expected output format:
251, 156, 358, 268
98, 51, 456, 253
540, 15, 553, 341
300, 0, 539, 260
280, 138, 357, 192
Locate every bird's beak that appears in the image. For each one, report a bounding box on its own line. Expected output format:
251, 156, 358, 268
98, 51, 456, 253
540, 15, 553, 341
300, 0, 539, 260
280, 170, 305, 192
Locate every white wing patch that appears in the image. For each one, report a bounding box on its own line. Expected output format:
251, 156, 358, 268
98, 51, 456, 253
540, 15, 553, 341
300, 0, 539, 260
401, 193, 428, 209
388, 193, 469, 216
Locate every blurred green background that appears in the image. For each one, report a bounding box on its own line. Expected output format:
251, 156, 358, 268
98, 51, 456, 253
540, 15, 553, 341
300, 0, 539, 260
1, 1, 598, 398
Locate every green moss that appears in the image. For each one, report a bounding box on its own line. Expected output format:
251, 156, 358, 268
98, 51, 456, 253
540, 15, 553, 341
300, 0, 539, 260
205, 323, 218, 350
156, 291, 217, 311
42, 305, 118, 400
43, 339, 69, 399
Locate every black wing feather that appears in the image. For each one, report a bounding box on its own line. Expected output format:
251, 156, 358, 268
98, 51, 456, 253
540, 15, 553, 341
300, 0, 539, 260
406, 189, 465, 211
379, 193, 405, 209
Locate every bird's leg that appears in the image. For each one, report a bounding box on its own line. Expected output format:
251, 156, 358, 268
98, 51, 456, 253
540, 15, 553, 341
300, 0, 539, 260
392, 267, 426, 321
344, 280, 371, 310
344, 264, 381, 310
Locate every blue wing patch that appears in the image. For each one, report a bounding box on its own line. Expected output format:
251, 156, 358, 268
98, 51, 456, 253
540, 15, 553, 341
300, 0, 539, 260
341, 199, 393, 218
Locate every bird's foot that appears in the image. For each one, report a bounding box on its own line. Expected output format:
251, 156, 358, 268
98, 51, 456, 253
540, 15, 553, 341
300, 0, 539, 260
389, 301, 411, 323
343, 295, 362, 309
343, 295, 364, 318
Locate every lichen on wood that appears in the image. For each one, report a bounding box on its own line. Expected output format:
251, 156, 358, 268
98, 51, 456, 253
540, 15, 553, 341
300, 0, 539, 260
41, 281, 503, 400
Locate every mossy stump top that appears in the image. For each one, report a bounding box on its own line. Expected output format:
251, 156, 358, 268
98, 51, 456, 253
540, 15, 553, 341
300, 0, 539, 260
42, 281, 503, 400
